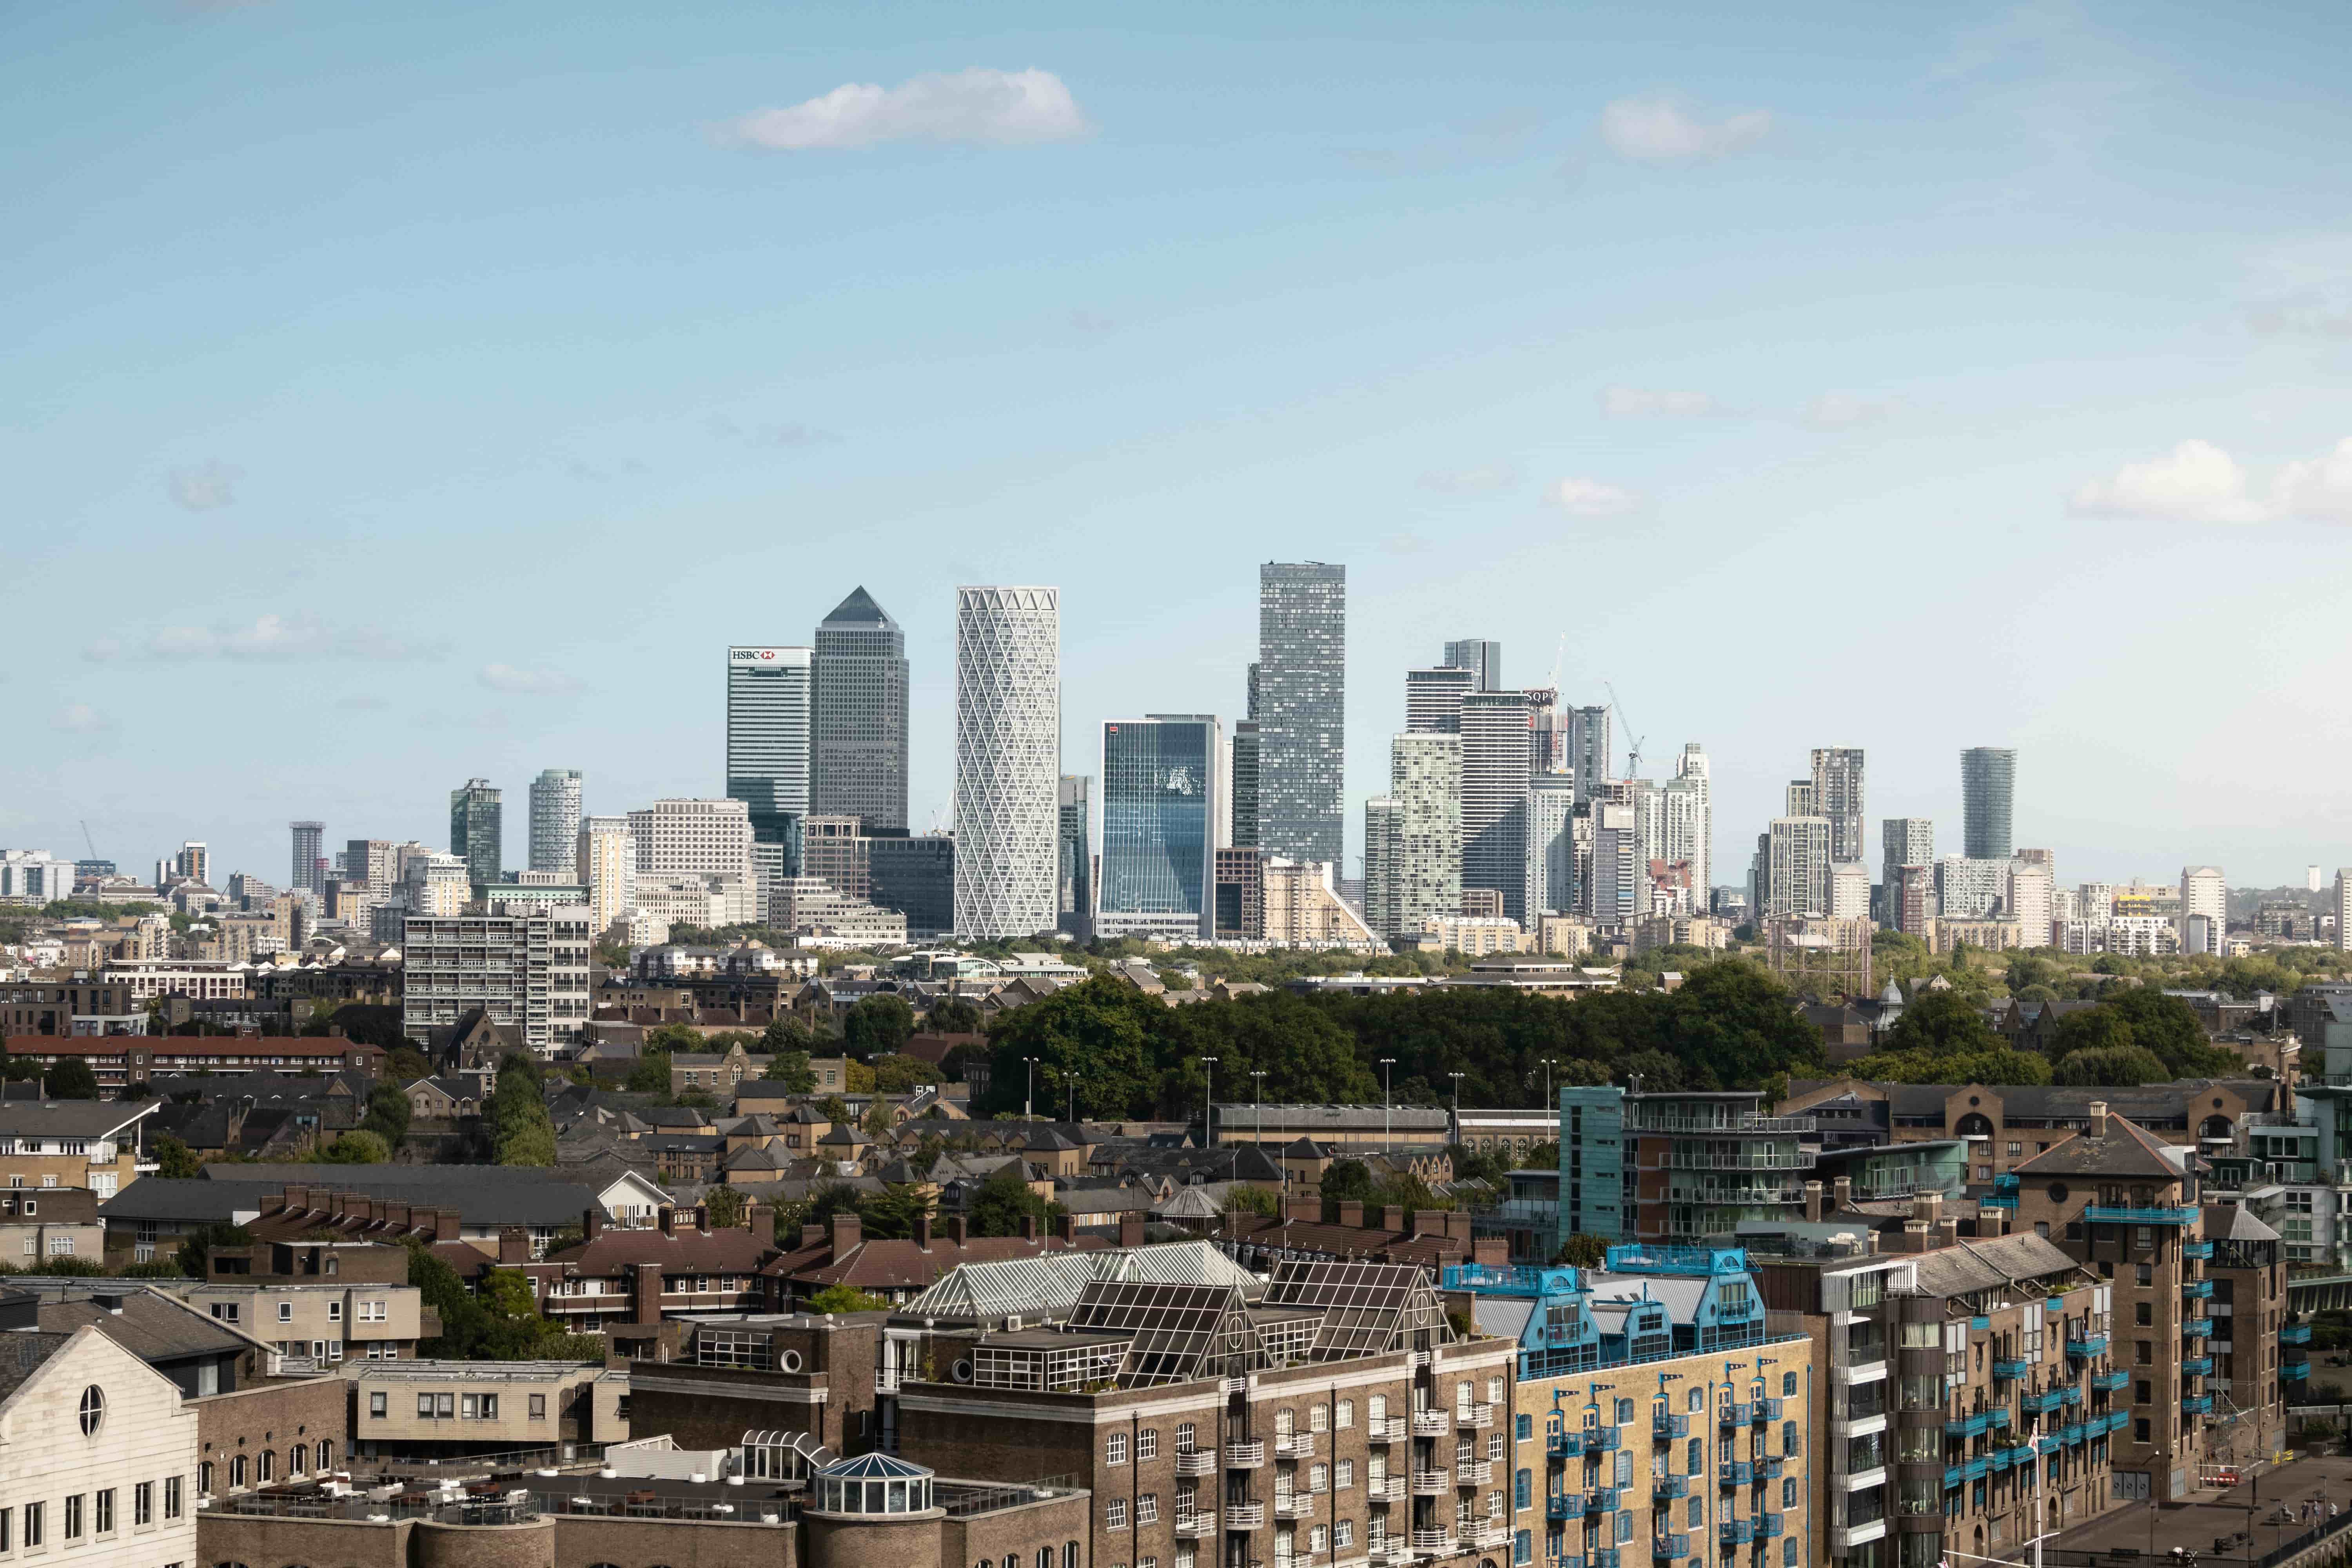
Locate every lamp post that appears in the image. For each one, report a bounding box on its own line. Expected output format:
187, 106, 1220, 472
1380, 1058, 1396, 1153
1025, 1057, 1037, 1121
1201, 1056, 1219, 1149
1253, 1070, 1267, 1151
1449, 1071, 1466, 1144
1536, 1056, 1557, 1112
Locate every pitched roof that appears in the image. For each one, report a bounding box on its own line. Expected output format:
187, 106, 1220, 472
39, 1288, 253, 1365
543, 1223, 772, 1274
0, 1102, 154, 1138
770, 1231, 1110, 1293
820, 586, 894, 627
2011, 1111, 2189, 1180
1907, 1233, 2088, 1298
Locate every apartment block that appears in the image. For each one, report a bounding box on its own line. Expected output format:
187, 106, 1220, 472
398, 907, 593, 1056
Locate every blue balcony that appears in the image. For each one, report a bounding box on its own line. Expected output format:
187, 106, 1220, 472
1653, 1413, 1690, 1441
1561, 1557, 1586, 1568
1719, 1461, 1753, 1488
1757, 1515, 1784, 1540
2062, 1386, 2083, 1407
1719, 1403, 1754, 1427
1969, 1315, 1991, 1332
1606, 1244, 1744, 1277
2183, 1395, 2213, 1416
1548, 1495, 1579, 1521
1653, 1474, 1689, 1500
1592, 1552, 1621, 1568
1988, 1447, 2017, 1472
2035, 1437, 2060, 1455
2181, 1279, 2214, 1300
2094, 1371, 2129, 1392
2182, 1240, 2214, 1259
2084, 1204, 2200, 1225
2067, 1335, 2108, 1359
1985, 1174, 2019, 1210
1590, 1427, 1624, 1452
1549, 1431, 1584, 1458
2286, 1360, 2312, 1381
2062, 1423, 2085, 1447
1760, 1458, 1785, 1480
1945, 1412, 1989, 1438
1993, 1358, 2029, 1381
1943, 1466, 1962, 1490
1590, 1489, 1622, 1514
2181, 1357, 2212, 1377
1989, 1408, 2012, 1429
1719, 1521, 1754, 1546
1963, 1456, 1989, 1481
1652, 1535, 1691, 1561
2283, 1324, 2313, 1345
1754, 1397, 1783, 1422
2184, 1319, 2213, 1339
2022, 1388, 2065, 1413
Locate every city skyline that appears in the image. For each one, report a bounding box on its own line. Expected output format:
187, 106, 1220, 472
15, 5, 2352, 887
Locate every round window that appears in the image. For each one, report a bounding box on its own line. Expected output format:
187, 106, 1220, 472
780, 1349, 804, 1373
78, 1385, 104, 1437
2047, 1183, 2069, 1203
952, 1359, 975, 1383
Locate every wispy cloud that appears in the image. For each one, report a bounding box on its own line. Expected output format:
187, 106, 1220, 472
479, 663, 583, 696
713, 68, 1089, 152
2067, 436, 2352, 525
1545, 477, 1642, 517
85, 613, 444, 663
52, 704, 112, 733
1417, 464, 1518, 495
167, 461, 242, 511
1598, 97, 1771, 163
1601, 386, 1724, 419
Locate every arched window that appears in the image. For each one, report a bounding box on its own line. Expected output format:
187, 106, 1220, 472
1685, 1388, 1702, 1413
1781, 1373, 1796, 1397
288, 1446, 306, 1476
230, 1456, 247, 1489
258, 1450, 274, 1483
1004, 1554, 1019, 1568
1037, 1548, 1053, 1568
200, 1463, 214, 1495
1065, 1542, 1080, 1568
317, 1440, 333, 1471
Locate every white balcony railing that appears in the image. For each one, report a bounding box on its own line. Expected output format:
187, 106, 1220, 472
1276, 1432, 1317, 1459
1459, 1403, 1495, 1429
1413, 1410, 1450, 1437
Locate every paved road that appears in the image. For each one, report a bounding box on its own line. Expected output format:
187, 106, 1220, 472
2045, 1455, 2352, 1563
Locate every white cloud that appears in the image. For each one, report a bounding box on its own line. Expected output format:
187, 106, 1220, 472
2273, 437, 2352, 523
714, 68, 1089, 152
1599, 97, 1771, 162
479, 663, 583, 696
2067, 439, 2268, 525
1602, 386, 1722, 419
1801, 392, 1897, 431
1545, 477, 1642, 517
52, 704, 110, 733
167, 461, 241, 511
1417, 464, 1518, 494
86, 613, 442, 662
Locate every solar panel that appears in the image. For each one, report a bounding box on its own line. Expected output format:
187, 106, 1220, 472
1067, 1279, 1265, 1386
1263, 1259, 1452, 1359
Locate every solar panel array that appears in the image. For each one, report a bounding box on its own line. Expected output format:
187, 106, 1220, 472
1262, 1259, 1453, 1359
1066, 1279, 1266, 1386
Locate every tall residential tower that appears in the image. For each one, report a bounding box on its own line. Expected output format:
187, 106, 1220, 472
1962, 746, 2017, 860
1255, 563, 1346, 867
528, 769, 583, 874
448, 779, 502, 887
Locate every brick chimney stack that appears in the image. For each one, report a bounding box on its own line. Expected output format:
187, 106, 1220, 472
2089, 1101, 2109, 1139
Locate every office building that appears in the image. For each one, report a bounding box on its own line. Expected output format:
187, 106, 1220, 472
575, 815, 637, 936
1229, 721, 1260, 849
287, 820, 324, 895
1764, 817, 1832, 918
1589, 802, 1639, 923
1391, 732, 1463, 940
762, 876, 908, 947
1460, 690, 1535, 922
1405, 666, 1475, 734
1363, 795, 1401, 937
799, 814, 869, 900
447, 779, 501, 887
2181, 865, 2226, 953
526, 768, 582, 874
1214, 846, 1267, 940
953, 586, 1060, 939
1526, 688, 1564, 776
1962, 746, 2017, 860
1660, 743, 1710, 897
400, 904, 593, 1055
726, 644, 813, 889
1880, 818, 1934, 916
1097, 715, 1222, 942
628, 798, 753, 883
1056, 775, 1093, 942
1937, 856, 2010, 920
1256, 561, 1346, 866
1524, 775, 1577, 918
1808, 747, 1865, 864
866, 832, 956, 941
1441, 636, 1501, 690
811, 586, 909, 832
0, 849, 76, 902
343, 839, 397, 893
1566, 704, 1611, 804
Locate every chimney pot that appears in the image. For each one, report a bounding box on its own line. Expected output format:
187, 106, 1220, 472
945, 1215, 968, 1245
830, 1212, 862, 1253
1118, 1210, 1145, 1249
750, 1206, 775, 1248
1832, 1176, 1852, 1210
1803, 1181, 1824, 1223
1019, 1214, 1038, 1243
1337, 1200, 1365, 1229
584, 1208, 604, 1241
659, 1207, 678, 1237
1052, 1213, 1075, 1245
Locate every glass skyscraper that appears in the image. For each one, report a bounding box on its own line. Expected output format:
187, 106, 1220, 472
1441, 637, 1502, 691
953, 586, 1060, 939
1962, 746, 2017, 860
1097, 716, 1220, 942
726, 645, 813, 887
448, 779, 502, 887
1256, 562, 1345, 867
812, 587, 909, 832
1460, 689, 1535, 922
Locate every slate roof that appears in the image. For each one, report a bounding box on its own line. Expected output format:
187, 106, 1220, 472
2206, 1204, 2281, 1243
1907, 1233, 2088, 1298
768, 1230, 1110, 1294
0, 1102, 154, 1138
2011, 1112, 2190, 1180
97, 1179, 267, 1224
40, 1288, 252, 1365
543, 1223, 772, 1275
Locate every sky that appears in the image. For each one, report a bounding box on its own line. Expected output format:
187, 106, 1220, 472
9, 0, 2352, 893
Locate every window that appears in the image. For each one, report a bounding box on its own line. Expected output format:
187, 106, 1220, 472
530, 1394, 547, 1419
198, 1465, 213, 1496
1336, 1523, 1354, 1549
1782, 1479, 1796, 1509
1784, 1541, 1798, 1567
78, 1384, 103, 1435
1140, 1428, 1159, 1459
211, 1302, 239, 1323
135, 1483, 152, 1527
2135, 1419, 2151, 1443
1138, 1495, 1159, 1525
1489, 1432, 1505, 1462
1781, 1373, 1796, 1397
277, 1301, 293, 1323
1107, 1499, 1128, 1531
461, 1393, 498, 1419
1515, 1470, 1532, 1508
1177, 1422, 1197, 1450
1514, 1530, 1532, 1566
1108, 1433, 1130, 1465
2136, 1382, 2152, 1405
2134, 1303, 2152, 1326
1311, 1405, 1329, 1433
289, 1446, 305, 1477
370, 1392, 387, 1419
64, 1495, 82, 1541
317, 1442, 332, 1471
24, 1503, 41, 1548
1068, 1544, 1083, 1568
1368, 1396, 1387, 1424
1515, 1413, 1531, 1441
94, 1490, 113, 1535
2136, 1342, 2152, 1365
165, 1477, 181, 1520
1311, 1464, 1328, 1494
0, 1507, 10, 1551
327, 1301, 343, 1322
2007, 1142, 2022, 1157
1338, 1401, 1355, 1429
259, 1451, 274, 1483
46, 1237, 71, 1257
1310, 1527, 1328, 1555
1614, 1399, 1633, 1425
1336, 1461, 1353, 1490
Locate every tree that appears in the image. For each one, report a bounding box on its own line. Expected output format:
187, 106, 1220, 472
1222, 1184, 1280, 1218
1449, 1144, 1511, 1191
1880, 990, 2004, 1059
844, 995, 916, 1059
2100, 988, 2240, 1078
175, 1223, 251, 1278
318, 1130, 390, 1164
359, 1085, 411, 1149
979, 978, 1167, 1120
927, 996, 984, 1034
760, 1016, 813, 1054
1554, 1234, 1611, 1268
489, 1053, 557, 1167
869, 1053, 943, 1094
2053, 1046, 2172, 1087
152, 1133, 201, 1180
625, 1051, 673, 1096
386, 1046, 432, 1083
968, 1165, 1057, 1237
765, 1048, 815, 1091
815, 1094, 852, 1125
1844, 1045, 2052, 1087
43, 1058, 98, 1100
860, 1096, 895, 1139
704, 1185, 748, 1230
1322, 1159, 1376, 1203
2046, 1008, 2137, 1060
807, 1283, 889, 1314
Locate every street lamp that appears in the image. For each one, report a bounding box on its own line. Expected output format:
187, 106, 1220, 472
1448, 1071, 1466, 1142
1535, 1056, 1557, 1112
1201, 1056, 1219, 1149
1380, 1058, 1396, 1153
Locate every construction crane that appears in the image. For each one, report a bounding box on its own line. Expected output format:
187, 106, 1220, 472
1604, 681, 1647, 779
1545, 633, 1567, 694
79, 820, 99, 861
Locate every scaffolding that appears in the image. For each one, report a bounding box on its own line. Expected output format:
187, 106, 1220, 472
1762, 915, 1872, 999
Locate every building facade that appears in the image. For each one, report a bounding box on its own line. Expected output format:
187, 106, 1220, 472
1406, 666, 1476, 735
1960, 749, 2015, 862
727, 644, 815, 888
399, 906, 593, 1055
448, 778, 502, 887
1257, 563, 1347, 867
954, 586, 1061, 940
1391, 734, 1463, 944
574, 815, 636, 936
1098, 718, 1222, 942
526, 769, 582, 875
1808, 748, 1866, 866
287, 821, 324, 896
1461, 691, 1535, 924
1442, 637, 1502, 690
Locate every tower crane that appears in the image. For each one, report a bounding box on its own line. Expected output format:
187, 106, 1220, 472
1604, 682, 1647, 779
80, 820, 99, 861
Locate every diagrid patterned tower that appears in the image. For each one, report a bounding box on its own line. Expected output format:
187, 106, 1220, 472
953, 586, 1061, 939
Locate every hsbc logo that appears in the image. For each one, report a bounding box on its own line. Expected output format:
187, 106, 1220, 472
730, 648, 785, 663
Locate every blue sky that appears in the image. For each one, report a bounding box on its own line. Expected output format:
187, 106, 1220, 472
10, 0, 2352, 890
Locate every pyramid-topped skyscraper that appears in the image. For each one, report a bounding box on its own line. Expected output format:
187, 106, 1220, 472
812, 586, 909, 832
